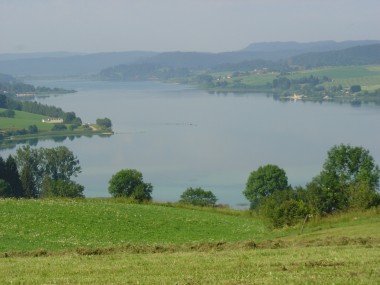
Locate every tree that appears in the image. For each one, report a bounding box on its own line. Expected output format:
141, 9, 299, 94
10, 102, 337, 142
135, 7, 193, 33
16, 145, 82, 197
243, 164, 289, 209
108, 169, 152, 201
308, 144, 380, 213
16, 145, 43, 193
28, 125, 38, 134
20, 162, 38, 198
350, 85, 361, 93
179, 187, 217, 207
42, 146, 81, 182
0, 156, 6, 181
5, 155, 23, 198
96, 118, 112, 129
52, 124, 67, 131
0, 179, 11, 197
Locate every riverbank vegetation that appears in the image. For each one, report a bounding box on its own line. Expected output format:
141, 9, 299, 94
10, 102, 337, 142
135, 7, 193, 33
0, 81, 113, 146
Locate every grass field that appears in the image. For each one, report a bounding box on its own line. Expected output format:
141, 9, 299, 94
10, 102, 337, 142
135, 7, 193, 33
0, 108, 51, 131
227, 65, 380, 92
0, 199, 379, 284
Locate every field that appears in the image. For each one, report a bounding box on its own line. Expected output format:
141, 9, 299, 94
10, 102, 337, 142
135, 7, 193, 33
228, 65, 380, 92
0, 109, 111, 148
0, 108, 51, 131
0, 199, 379, 284
293, 65, 380, 91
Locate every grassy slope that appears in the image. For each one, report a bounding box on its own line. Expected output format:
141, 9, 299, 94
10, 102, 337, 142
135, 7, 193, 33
0, 108, 51, 131
0, 199, 379, 284
0, 199, 267, 252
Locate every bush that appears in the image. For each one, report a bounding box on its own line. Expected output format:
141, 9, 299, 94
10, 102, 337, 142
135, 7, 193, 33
179, 187, 217, 207
96, 117, 112, 129
259, 188, 311, 228
51, 124, 67, 131
346, 182, 380, 209
41, 178, 84, 198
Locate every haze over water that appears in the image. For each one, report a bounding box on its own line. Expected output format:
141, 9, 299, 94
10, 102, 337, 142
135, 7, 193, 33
2, 79, 380, 208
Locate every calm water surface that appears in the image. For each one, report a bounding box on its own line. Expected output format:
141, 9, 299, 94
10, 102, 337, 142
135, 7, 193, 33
2, 80, 380, 208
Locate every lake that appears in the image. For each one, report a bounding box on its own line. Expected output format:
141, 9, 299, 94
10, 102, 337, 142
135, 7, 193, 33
2, 79, 380, 208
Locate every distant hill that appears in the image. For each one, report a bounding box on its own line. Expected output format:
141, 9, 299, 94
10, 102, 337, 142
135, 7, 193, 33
290, 44, 380, 67
243, 40, 380, 59
2, 40, 380, 78
0, 73, 17, 83
0, 51, 157, 76
137, 51, 263, 69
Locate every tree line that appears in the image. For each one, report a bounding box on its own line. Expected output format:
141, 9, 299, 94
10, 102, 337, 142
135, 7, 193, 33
243, 144, 380, 227
2, 143, 378, 229
0, 146, 83, 198
0, 94, 82, 125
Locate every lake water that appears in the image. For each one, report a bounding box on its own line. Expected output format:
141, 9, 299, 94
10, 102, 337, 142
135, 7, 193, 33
2, 79, 380, 208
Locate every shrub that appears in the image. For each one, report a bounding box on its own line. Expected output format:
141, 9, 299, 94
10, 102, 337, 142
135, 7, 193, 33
259, 188, 311, 228
179, 187, 217, 207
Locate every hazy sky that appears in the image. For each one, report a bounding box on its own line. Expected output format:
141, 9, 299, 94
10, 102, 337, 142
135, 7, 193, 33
1, 0, 379, 54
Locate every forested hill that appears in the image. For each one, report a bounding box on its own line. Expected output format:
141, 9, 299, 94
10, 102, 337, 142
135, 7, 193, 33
0, 51, 157, 76
243, 40, 380, 53
290, 44, 380, 67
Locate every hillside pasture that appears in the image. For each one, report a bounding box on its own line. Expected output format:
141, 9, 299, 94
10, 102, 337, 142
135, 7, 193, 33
0, 199, 267, 253
0, 108, 51, 131
291, 65, 380, 91
0, 199, 379, 284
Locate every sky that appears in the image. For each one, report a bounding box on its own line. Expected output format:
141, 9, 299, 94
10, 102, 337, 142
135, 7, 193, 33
1, 0, 380, 54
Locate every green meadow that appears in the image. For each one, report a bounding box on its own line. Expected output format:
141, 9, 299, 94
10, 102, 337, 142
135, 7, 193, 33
0, 199, 379, 284
293, 65, 380, 91
224, 65, 380, 92
0, 108, 51, 131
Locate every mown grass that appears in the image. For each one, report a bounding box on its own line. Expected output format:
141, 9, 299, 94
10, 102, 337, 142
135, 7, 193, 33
0, 199, 379, 284
1, 245, 379, 284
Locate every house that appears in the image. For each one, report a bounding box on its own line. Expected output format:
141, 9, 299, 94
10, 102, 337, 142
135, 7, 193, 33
42, 118, 64, 124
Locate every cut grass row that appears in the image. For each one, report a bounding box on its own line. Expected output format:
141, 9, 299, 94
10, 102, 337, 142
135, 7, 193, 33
1, 245, 379, 284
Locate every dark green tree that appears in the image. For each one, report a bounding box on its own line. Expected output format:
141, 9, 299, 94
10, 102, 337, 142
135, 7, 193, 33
179, 187, 217, 207
243, 164, 289, 208
5, 155, 23, 198
28, 125, 38, 134
108, 169, 152, 201
0, 156, 6, 181
0, 179, 11, 197
51, 124, 67, 131
350, 85, 361, 93
96, 117, 112, 129
20, 162, 38, 198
